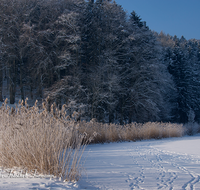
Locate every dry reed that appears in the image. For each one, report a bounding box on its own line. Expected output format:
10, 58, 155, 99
0, 98, 87, 181
0, 98, 185, 182
77, 121, 184, 143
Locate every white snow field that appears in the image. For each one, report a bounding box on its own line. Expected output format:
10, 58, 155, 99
1, 135, 200, 190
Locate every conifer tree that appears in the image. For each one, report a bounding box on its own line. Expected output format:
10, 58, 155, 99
124, 12, 175, 122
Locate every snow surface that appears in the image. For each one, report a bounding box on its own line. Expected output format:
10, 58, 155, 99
1, 135, 200, 190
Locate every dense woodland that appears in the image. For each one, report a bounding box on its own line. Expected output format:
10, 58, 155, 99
0, 0, 200, 124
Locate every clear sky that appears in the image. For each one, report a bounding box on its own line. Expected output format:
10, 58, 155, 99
114, 0, 200, 40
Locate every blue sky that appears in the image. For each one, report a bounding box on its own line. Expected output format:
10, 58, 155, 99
114, 0, 200, 40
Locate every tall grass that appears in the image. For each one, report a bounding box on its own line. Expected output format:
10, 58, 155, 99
0, 98, 185, 182
0, 99, 87, 181
78, 120, 184, 143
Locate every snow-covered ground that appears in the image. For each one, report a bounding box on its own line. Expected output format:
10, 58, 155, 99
1, 135, 200, 190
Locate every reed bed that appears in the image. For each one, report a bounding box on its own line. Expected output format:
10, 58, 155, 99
0, 99, 87, 181
78, 120, 184, 144
0, 98, 186, 181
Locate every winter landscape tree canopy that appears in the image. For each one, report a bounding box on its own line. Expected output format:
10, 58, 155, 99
0, 0, 200, 124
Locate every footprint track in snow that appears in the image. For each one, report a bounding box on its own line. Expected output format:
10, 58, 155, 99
126, 143, 200, 190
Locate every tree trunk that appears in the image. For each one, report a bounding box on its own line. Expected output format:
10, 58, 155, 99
56, 96, 61, 110
9, 59, 16, 104
20, 62, 24, 101
10, 83, 15, 104
119, 98, 124, 125
0, 66, 3, 102
38, 83, 42, 98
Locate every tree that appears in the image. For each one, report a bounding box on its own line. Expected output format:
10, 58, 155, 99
80, 0, 127, 122
0, 37, 4, 102
0, 0, 21, 104
123, 11, 175, 123
167, 38, 200, 123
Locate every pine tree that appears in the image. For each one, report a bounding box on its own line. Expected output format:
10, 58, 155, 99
165, 37, 200, 123
124, 12, 175, 122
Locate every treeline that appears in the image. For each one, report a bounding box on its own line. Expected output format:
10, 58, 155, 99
155, 32, 200, 123
0, 0, 200, 124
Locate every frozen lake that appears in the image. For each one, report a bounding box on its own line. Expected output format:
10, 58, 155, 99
1, 135, 200, 190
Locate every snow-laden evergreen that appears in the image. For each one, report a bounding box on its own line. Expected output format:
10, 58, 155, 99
0, 0, 200, 123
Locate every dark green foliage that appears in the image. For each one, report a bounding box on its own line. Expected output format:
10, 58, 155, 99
130, 11, 144, 28
1, 0, 200, 123
157, 32, 200, 123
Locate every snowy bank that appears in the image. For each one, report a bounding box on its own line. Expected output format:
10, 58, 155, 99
1, 135, 200, 189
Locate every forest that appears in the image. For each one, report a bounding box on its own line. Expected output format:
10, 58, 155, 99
0, 0, 200, 124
